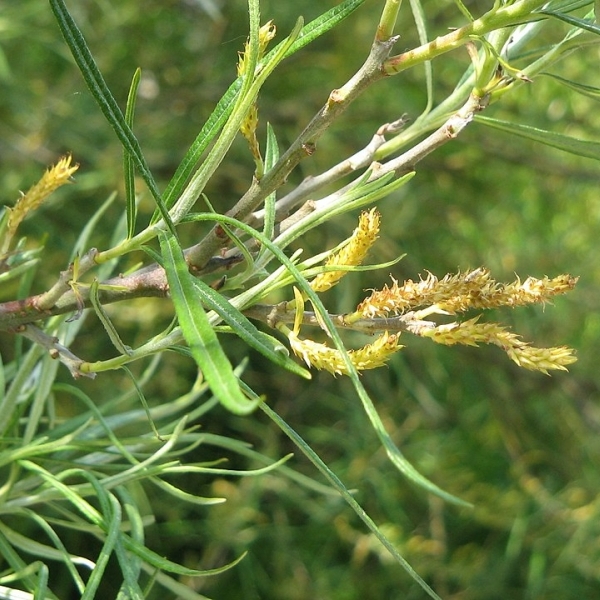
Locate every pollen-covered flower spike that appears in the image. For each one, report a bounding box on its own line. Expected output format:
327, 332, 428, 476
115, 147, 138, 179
237, 21, 276, 78
310, 208, 380, 293
346, 267, 578, 374
2, 155, 78, 257
420, 317, 577, 374
356, 268, 578, 319
287, 329, 403, 376
279, 284, 402, 376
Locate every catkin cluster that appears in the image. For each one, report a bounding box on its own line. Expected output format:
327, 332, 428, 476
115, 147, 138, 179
281, 210, 577, 375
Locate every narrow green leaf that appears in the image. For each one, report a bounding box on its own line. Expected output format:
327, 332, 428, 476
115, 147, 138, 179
80, 478, 139, 600
159, 232, 259, 415
70, 192, 117, 262
409, 0, 434, 115
192, 279, 311, 379
0, 529, 41, 594
475, 115, 600, 161
0, 353, 4, 406
24, 509, 88, 591
540, 72, 600, 101
149, 477, 226, 506
167, 18, 303, 225
121, 366, 162, 439
19, 461, 244, 577
0, 344, 45, 436
125, 534, 247, 577
33, 563, 49, 600
201, 193, 256, 272
262, 123, 279, 245
0, 206, 10, 254
539, 8, 600, 34
281, 0, 368, 58
454, 0, 475, 21
542, 0, 594, 12
124, 68, 141, 239
48, 0, 175, 235
18, 461, 103, 525
22, 353, 59, 445
0, 256, 41, 286
115, 487, 145, 597
159, 79, 241, 217
0, 521, 88, 583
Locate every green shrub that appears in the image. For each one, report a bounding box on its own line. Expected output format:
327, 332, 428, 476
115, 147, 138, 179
1, 1, 599, 598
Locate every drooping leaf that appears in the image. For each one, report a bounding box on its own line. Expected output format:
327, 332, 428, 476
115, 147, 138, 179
258, 398, 443, 600
89, 279, 133, 357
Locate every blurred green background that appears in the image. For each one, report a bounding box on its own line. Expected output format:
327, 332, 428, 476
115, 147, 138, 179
1, 0, 600, 598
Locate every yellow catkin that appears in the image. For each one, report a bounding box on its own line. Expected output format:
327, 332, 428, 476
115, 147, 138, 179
7, 155, 78, 237
421, 317, 576, 373
311, 208, 380, 293
237, 21, 276, 76
357, 269, 578, 318
288, 330, 402, 375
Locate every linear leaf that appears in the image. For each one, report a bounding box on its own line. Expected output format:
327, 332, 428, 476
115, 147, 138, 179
19, 461, 243, 577
159, 232, 258, 415
262, 123, 279, 245
258, 399, 443, 600
168, 18, 303, 225
540, 72, 600, 101
159, 79, 241, 217
89, 279, 133, 356
281, 0, 367, 57
539, 8, 600, 34
80, 483, 122, 600
192, 279, 311, 379
124, 68, 141, 239
114, 488, 145, 598
409, 0, 434, 115
0, 530, 43, 595
475, 115, 600, 161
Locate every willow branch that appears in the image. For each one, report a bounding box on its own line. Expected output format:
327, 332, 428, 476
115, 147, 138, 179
182, 34, 400, 270
0, 253, 241, 331
383, 0, 548, 75
0, 91, 486, 333
17, 324, 96, 379
249, 116, 409, 228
